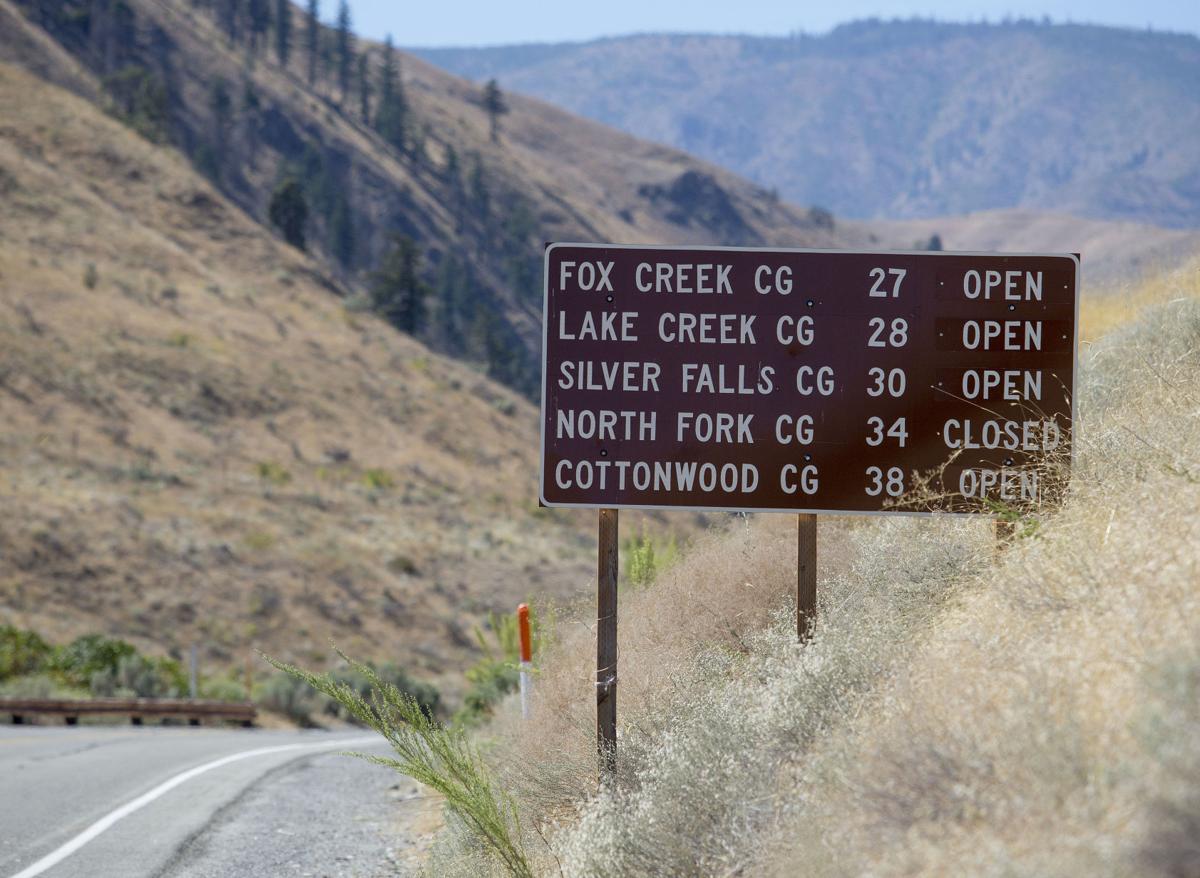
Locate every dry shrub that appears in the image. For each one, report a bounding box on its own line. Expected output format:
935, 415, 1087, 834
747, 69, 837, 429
489, 517, 814, 821
428, 266, 1200, 877
539, 287, 1200, 875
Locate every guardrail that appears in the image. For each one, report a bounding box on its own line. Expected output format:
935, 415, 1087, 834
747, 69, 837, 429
1, 698, 256, 727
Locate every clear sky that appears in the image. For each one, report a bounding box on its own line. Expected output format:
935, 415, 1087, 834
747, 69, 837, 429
333, 0, 1200, 47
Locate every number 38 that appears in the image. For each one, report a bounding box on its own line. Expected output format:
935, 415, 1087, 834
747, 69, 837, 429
865, 466, 905, 498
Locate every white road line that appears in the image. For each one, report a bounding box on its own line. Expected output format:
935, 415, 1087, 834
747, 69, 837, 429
9, 735, 377, 878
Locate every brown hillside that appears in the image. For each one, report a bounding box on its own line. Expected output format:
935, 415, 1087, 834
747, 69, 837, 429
2, 0, 854, 397
0, 58, 601, 691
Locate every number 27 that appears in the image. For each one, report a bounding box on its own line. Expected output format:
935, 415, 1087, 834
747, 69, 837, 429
869, 267, 907, 297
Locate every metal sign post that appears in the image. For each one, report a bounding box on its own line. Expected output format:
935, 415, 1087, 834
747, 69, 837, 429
596, 508, 619, 779
797, 513, 817, 639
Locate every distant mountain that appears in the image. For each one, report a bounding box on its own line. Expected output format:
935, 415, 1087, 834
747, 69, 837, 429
415, 21, 1200, 229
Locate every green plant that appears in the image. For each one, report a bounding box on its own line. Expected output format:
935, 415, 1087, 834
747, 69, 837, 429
362, 468, 395, 490
90, 654, 185, 698
323, 662, 440, 721
83, 263, 98, 290
199, 675, 249, 703
255, 670, 327, 725
51, 634, 138, 687
267, 651, 532, 878
624, 528, 679, 588
0, 625, 53, 680
242, 529, 276, 552
255, 461, 291, 485
456, 606, 545, 726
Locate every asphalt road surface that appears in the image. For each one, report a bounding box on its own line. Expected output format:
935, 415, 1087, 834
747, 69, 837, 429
0, 726, 425, 877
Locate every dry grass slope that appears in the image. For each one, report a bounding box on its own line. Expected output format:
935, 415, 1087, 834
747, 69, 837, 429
424, 255, 1200, 875
0, 59, 606, 691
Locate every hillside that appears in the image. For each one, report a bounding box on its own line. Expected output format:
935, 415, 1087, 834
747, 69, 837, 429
2, 0, 852, 399
0, 57, 601, 693
416, 20, 1200, 228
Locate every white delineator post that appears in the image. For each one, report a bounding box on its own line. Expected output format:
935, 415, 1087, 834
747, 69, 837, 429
517, 603, 533, 720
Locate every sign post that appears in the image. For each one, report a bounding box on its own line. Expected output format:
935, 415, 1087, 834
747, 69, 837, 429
797, 513, 817, 639
596, 508, 619, 779
517, 603, 533, 720
539, 243, 1079, 777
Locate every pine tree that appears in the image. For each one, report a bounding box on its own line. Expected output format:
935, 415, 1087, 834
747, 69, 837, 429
305, 0, 319, 85
217, 0, 239, 42
274, 0, 291, 66
329, 194, 355, 266
468, 154, 489, 219
269, 178, 308, 250
370, 234, 427, 334
443, 143, 460, 182
335, 0, 353, 102
208, 78, 232, 178
374, 35, 407, 152
482, 78, 506, 143
248, 0, 270, 52
356, 52, 371, 123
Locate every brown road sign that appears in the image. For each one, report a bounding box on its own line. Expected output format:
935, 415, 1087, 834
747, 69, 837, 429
539, 244, 1079, 515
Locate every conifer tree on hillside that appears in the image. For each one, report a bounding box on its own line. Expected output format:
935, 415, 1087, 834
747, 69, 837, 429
248, 0, 270, 52
269, 178, 308, 250
274, 0, 291, 66
329, 194, 355, 266
374, 35, 407, 152
356, 52, 371, 123
217, 0, 239, 42
482, 78, 506, 143
370, 234, 427, 334
305, 0, 319, 84
335, 0, 353, 102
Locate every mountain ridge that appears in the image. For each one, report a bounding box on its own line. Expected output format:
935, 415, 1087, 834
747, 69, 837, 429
414, 20, 1200, 228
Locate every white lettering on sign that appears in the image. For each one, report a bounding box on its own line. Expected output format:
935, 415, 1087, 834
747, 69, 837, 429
559, 260, 614, 292
681, 363, 775, 395
775, 315, 815, 345
942, 419, 1061, 451
555, 409, 657, 442
961, 369, 1043, 401
775, 414, 815, 445
554, 459, 759, 493
676, 412, 754, 444
558, 310, 638, 342
795, 365, 836, 396
557, 361, 661, 392
634, 263, 733, 294
754, 264, 793, 294
780, 464, 819, 495
959, 467, 1040, 502
961, 320, 1043, 351
962, 270, 1043, 301
658, 313, 757, 344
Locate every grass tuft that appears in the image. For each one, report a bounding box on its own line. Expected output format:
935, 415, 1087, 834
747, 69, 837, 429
265, 650, 533, 878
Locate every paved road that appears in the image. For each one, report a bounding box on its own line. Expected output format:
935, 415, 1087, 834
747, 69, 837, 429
0, 726, 424, 877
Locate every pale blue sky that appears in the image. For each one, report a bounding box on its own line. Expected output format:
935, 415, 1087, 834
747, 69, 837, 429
331, 0, 1200, 46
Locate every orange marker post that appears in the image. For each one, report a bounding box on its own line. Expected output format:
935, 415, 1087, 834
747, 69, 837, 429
517, 603, 533, 720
